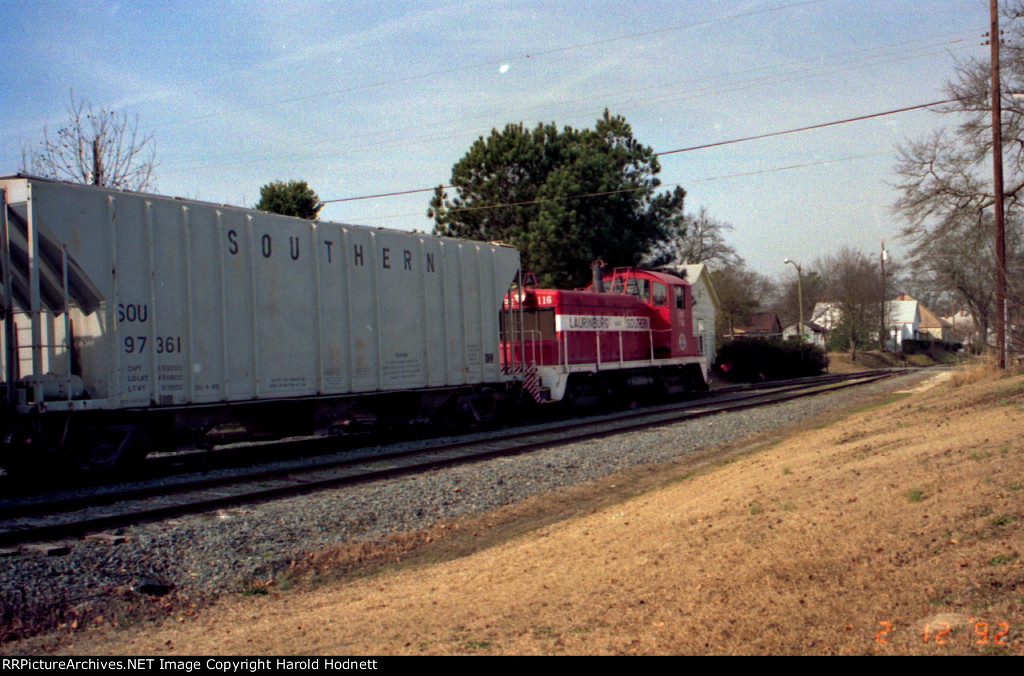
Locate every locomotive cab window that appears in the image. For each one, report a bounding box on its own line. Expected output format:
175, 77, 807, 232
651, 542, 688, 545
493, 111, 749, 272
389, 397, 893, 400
674, 285, 686, 309
652, 282, 667, 306
626, 278, 650, 302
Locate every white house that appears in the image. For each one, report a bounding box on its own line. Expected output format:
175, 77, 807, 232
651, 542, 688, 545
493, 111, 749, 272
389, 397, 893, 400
809, 297, 922, 351
782, 319, 828, 348
673, 263, 720, 378
884, 297, 921, 351
810, 302, 843, 335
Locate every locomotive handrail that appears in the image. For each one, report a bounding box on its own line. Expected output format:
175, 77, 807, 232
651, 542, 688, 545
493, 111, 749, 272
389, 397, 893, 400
562, 326, 677, 370
501, 329, 545, 373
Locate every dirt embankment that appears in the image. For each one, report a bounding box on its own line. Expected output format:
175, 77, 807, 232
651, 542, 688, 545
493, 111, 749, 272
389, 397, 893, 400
7, 366, 1024, 656
825, 349, 961, 372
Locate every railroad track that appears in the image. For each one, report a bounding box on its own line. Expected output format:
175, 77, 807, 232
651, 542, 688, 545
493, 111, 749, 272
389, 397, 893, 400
0, 369, 906, 548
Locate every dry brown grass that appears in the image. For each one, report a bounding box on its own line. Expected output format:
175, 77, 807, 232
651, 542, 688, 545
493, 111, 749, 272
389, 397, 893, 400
6, 369, 1024, 656
948, 357, 1024, 388
825, 350, 910, 372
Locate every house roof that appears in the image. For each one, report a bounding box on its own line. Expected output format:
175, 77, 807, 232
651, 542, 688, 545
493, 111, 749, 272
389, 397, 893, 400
734, 312, 781, 335
918, 304, 950, 329
782, 320, 826, 334
668, 263, 721, 308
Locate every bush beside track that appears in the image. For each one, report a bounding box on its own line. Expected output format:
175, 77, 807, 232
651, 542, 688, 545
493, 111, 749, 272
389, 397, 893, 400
715, 339, 829, 383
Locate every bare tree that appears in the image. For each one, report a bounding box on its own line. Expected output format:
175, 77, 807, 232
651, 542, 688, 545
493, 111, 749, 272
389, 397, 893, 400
645, 207, 743, 270
21, 91, 157, 191
710, 264, 775, 343
814, 247, 883, 360
892, 1, 1024, 353
772, 269, 825, 333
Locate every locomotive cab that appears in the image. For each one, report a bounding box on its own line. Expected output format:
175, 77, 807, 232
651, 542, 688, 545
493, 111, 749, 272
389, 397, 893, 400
596, 269, 700, 361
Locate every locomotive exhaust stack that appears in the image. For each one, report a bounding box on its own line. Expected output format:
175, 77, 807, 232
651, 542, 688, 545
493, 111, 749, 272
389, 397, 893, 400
590, 259, 606, 293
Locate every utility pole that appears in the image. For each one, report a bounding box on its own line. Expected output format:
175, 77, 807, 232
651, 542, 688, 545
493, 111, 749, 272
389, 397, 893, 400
991, 0, 1008, 369
880, 241, 888, 351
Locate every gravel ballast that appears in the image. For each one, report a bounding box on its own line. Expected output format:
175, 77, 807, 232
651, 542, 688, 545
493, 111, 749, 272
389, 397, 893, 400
0, 371, 938, 637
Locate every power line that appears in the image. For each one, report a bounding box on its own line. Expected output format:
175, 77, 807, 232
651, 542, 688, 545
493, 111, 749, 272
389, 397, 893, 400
655, 98, 963, 156
340, 150, 892, 224
321, 98, 961, 206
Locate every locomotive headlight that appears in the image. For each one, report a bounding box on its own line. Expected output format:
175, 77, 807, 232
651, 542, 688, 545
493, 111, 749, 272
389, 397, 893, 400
516, 289, 535, 305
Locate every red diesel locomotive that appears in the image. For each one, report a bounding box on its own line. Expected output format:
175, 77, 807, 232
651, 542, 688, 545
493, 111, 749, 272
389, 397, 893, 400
502, 264, 709, 405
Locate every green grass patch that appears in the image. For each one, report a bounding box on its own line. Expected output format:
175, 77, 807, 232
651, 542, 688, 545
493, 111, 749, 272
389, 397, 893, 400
240, 584, 269, 597
904, 354, 936, 367
664, 471, 695, 485
852, 392, 912, 415
988, 554, 1018, 566
274, 569, 299, 592
905, 488, 923, 503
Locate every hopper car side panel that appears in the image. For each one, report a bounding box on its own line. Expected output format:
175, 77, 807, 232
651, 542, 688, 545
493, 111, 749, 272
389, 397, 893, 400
0, 176, 520, 468
5, 177, 519, 406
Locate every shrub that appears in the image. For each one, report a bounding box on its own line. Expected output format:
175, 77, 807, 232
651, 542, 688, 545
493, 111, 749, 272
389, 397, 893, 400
714, 338, 829, 383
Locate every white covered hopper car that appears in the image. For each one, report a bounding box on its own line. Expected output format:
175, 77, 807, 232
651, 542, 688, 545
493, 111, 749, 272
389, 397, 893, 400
0, 175, 522, 470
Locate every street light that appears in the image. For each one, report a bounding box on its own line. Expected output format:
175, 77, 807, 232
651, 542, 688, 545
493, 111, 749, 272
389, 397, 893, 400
784, 258, 804, 342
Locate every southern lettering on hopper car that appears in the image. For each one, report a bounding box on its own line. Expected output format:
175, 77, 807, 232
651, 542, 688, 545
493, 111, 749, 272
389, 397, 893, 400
226, 227, 438, 273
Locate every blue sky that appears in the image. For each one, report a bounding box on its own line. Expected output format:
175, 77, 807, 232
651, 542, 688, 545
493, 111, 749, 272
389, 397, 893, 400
0, 0, 992, 280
